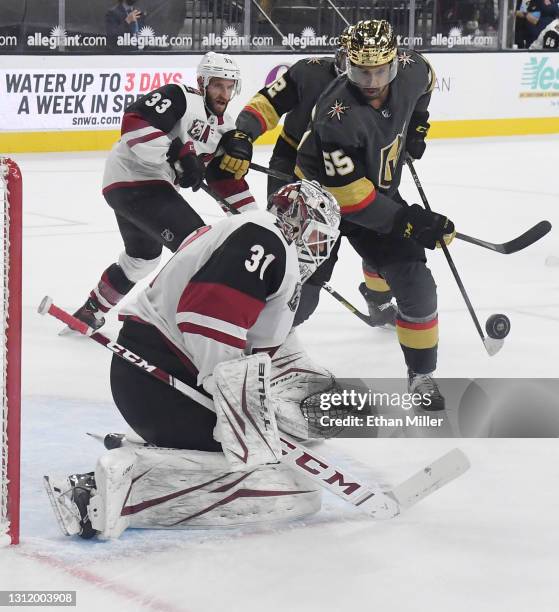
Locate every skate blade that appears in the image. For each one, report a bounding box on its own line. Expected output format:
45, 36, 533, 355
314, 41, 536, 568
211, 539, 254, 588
43, 475, 81, 536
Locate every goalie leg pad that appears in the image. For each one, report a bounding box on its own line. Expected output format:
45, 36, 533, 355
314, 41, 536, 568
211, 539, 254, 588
92, 446, 321, 535
213, 353, 281, 470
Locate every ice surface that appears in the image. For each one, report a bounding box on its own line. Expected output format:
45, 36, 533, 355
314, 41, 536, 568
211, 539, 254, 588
1, 136, 558, 611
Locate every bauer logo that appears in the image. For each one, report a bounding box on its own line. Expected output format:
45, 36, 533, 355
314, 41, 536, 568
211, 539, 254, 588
519, 56, 559, 98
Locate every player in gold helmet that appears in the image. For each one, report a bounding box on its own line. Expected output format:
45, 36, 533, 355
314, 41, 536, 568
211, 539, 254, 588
295, 19, 454, 409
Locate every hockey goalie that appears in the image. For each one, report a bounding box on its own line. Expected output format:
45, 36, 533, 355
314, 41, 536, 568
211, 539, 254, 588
44, 180, 342, 539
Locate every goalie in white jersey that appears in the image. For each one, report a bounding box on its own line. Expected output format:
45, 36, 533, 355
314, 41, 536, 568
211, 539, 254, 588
45, 181, 341, 539
65, 52, 256, 334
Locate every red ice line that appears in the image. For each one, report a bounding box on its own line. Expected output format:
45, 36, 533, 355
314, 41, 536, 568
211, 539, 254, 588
17, 549, 190, 612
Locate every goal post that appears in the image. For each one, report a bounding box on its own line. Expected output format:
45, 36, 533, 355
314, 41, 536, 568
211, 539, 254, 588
0, 157, 22, 546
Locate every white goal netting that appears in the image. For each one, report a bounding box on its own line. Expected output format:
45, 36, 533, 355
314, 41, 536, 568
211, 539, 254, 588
0, 157, 21, 546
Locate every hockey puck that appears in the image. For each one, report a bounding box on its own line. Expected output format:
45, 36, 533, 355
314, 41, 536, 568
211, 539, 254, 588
485, 314, 511, 340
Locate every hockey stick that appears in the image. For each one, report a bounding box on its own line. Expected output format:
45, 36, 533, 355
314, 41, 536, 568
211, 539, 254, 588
249, 163, 552, 254
200, 182, 374, 326
456, 220, 551, 255
405, 157, 503, 356
38, 296, 470, 520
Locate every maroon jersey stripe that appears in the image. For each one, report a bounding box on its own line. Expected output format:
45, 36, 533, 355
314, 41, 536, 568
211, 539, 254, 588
178, 322, 246, 349
121, 112, 151, 136
178, 281, 265, 329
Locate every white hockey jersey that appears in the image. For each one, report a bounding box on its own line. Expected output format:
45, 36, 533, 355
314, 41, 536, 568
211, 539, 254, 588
120, 210, 301, 387
102, 83, 255, 212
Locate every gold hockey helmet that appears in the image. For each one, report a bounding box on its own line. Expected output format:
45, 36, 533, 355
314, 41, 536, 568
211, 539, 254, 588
347, 19, 397, 66
346, 20, 398, 96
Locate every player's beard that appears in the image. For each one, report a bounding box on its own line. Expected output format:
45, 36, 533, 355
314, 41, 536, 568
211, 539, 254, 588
360, 84, 389, 103
206, 93, 228, 116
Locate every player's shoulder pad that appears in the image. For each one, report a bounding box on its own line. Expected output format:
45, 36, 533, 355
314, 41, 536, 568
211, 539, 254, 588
396, 49, 435, 94
312, 77, 362, 139
225, 214, 289, 293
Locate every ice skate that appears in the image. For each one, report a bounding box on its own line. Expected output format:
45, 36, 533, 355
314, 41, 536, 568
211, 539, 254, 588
359, 283, 397, 329
43, 472, 98, 539
408, 370, 445, 411
59, 298, 105, 336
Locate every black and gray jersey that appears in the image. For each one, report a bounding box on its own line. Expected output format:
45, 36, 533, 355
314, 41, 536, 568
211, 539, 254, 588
236, 57, 339, 148
295, 50, 434, 234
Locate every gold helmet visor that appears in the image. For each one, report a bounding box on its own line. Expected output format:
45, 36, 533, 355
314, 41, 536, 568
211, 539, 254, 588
347, 57, 397, 90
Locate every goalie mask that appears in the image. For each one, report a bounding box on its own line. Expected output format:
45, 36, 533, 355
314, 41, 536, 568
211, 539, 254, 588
197, 52, 242, 114
268, 180, 341, 283
346, 20, 398, 97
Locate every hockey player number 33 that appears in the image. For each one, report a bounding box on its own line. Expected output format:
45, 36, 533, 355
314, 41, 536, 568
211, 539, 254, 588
145, 92, 172, 114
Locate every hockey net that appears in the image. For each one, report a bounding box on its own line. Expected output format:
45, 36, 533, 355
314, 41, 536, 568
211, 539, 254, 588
0, 158, 21, 546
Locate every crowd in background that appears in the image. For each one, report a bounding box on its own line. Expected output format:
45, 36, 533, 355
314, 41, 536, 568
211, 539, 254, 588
514, 0, 559, 47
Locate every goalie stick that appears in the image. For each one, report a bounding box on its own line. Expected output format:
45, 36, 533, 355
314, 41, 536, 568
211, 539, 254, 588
200, 182, 373, 326
38, 296, 470, 520
248, 162, 552, 255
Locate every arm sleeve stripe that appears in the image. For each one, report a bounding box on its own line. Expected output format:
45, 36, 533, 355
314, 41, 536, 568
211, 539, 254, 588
177, 322, 247, 349
326, 178, 377, 214
245, 93, 281, 132
177, 281, 265, 330
177, 311, 247, 341
121, 112, 151, 136
127, 130, 168, 149
243, 106, 268, 134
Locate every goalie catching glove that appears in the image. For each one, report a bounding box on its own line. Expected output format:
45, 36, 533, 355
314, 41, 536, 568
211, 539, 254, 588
393, 203, 455, 250
219, 130, 253, 180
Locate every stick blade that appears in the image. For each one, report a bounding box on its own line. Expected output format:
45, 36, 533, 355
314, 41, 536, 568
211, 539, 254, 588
501, 220, 552, 254
391, 448, 470, 510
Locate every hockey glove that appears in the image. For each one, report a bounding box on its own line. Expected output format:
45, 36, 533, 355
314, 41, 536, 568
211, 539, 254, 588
167, 139, 206, 191
406, 111, 430, 160
394, 203, 455, 250
219, 130, 253, 180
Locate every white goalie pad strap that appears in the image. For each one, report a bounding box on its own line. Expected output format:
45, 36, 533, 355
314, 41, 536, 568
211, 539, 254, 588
92, 446, 321, 534
270, 330, 334, 440
213, 353, 281, 470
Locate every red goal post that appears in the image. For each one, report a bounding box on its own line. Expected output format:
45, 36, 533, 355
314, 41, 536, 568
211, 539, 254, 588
0, 157, 22, 546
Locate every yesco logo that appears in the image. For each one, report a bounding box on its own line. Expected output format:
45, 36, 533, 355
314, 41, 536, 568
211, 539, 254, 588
520, 56, 559, 98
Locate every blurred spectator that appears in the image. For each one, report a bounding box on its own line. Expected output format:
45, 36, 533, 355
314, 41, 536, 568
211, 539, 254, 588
106, 0, 146, 48
532, 0, 559, 40
530, 16, 559, 47
517, 0, 559, 47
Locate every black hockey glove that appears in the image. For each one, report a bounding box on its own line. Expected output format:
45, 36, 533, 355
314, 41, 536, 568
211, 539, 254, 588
219, 130, 253, 180
405, 111, 430, 160
167, 138, 205, 191
393, 203, 455, 250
